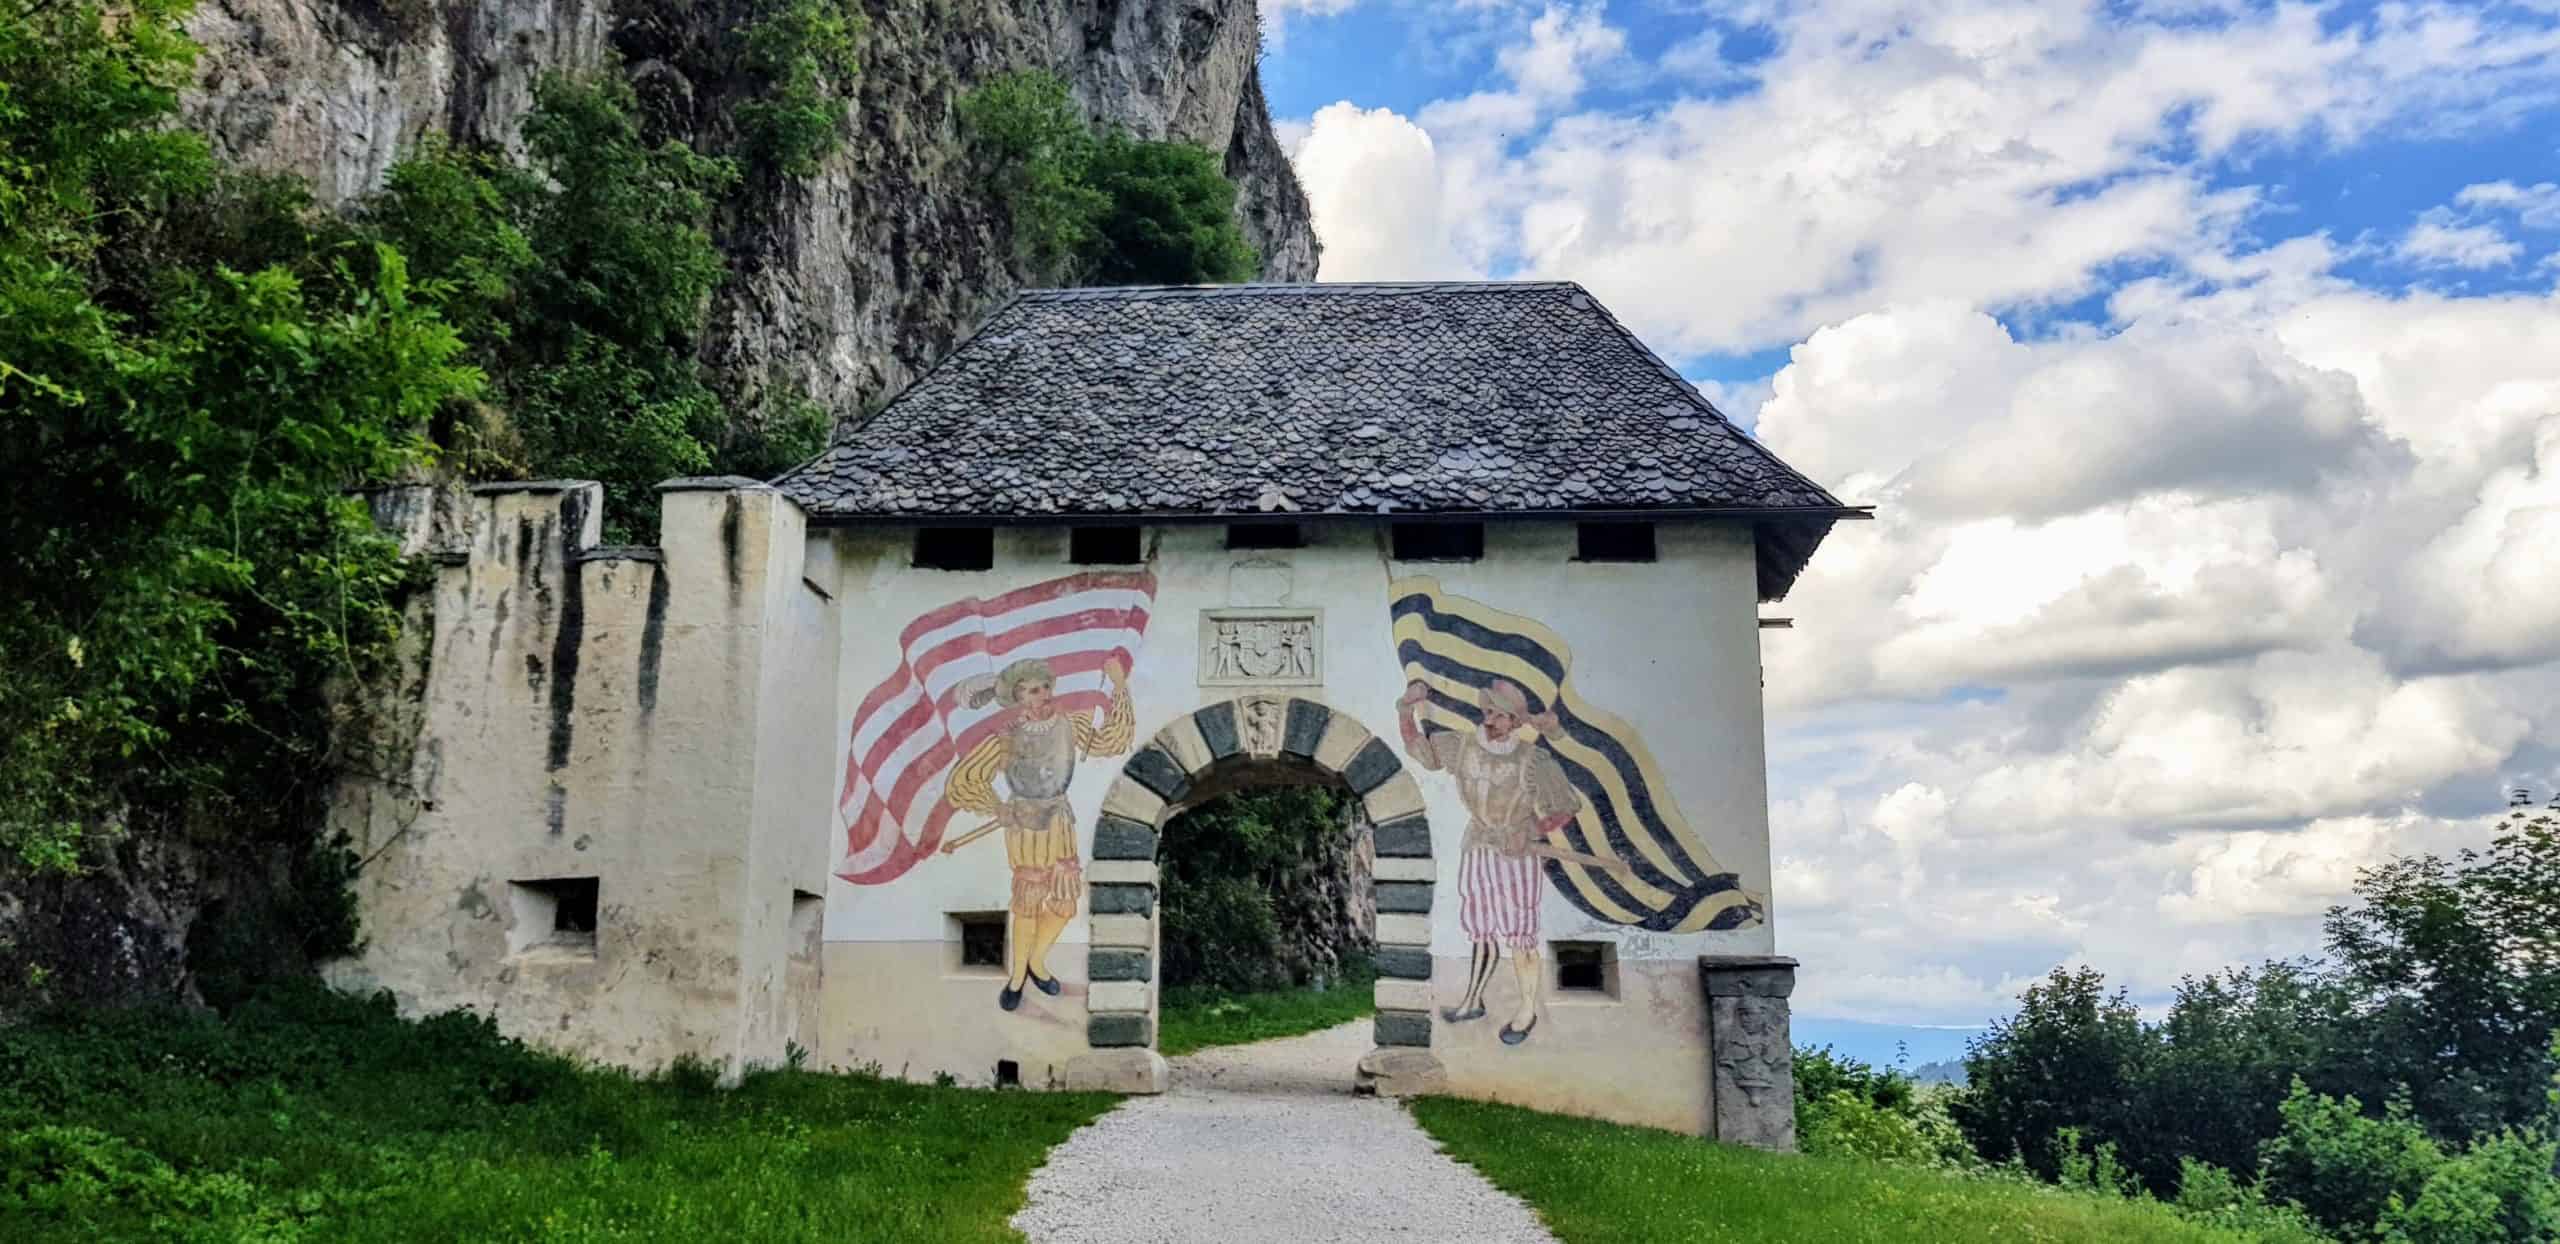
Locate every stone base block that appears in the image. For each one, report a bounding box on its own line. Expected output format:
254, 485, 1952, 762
1354, 1047, 1447, 1098
1062, 1048, 1169, 1094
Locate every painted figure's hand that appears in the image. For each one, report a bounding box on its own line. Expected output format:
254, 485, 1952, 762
1401, 679, 1431, 708
1104, 654, 1129, 690
1528, 710, 1563, 736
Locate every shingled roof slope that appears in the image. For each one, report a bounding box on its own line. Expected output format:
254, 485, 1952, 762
772, 282, 1858, 598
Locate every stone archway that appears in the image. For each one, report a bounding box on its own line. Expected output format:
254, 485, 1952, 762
1065, 695, 1446, 1095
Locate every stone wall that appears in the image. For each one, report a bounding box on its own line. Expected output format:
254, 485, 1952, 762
325, 478, 838, 1078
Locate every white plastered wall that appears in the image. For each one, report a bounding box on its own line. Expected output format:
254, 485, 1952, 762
815, 519, 1773, 1131
328, 480, 838, 1079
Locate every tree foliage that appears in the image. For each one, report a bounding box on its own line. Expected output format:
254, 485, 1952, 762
1952, 801, 2560, 1237
962, 70, 1258, 286
733, 0, 867, 177
1157, 784, 1364, 993
357, 74, 808, 536
1, 0, 472, 878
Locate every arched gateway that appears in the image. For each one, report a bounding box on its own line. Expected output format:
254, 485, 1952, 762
332, 282, 1862, 1148
1073, 697, 1440, 1093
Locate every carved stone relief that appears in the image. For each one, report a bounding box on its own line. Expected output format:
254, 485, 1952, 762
1199, 609, 1321, 686
1236, 694, 1288, 758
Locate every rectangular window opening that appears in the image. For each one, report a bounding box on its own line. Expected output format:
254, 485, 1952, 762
1575, 521, 1657, 563
508, 877, 600, 957
1552, 941, 1615, 995
1226, 523, 1302, 550
913, 527, 994, 571
1070, 525, 1143, 565
951, 912, 1008, 973
995, 1059, 1022, 1089
1390, 522, 1485, 562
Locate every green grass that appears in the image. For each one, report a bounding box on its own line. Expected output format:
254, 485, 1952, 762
1411, 1097, 2286, 1244
1156, 976, 1374, 1055
0, 985, 1115, 1242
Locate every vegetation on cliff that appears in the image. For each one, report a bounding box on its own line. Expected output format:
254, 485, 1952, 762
966, 70, 1259, 287
0, 0, 467, 989
0, 0, 1270, 1006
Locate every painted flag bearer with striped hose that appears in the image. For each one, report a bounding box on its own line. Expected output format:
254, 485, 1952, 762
1398, 677, 1588, 1045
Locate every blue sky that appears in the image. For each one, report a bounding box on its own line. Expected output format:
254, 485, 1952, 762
1258, 0, 2560, 1030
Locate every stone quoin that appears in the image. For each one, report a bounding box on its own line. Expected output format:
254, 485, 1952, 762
326, 282, 1863, 1143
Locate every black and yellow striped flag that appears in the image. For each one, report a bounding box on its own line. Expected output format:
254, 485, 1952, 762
1389, 576, 1765, 933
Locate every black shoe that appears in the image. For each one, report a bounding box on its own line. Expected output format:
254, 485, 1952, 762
1440, 1003, 1487, 1023
1499, 1015, 1538, 1046
1029, 971, 1062, 997
1000, 983, 1023, 1012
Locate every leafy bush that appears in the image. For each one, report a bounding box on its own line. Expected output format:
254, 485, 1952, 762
2172, 1158, 2329, 1243
733, 0, 866, 176
962, 70, 1257, 286
1952, 966, 2160, 1181
1081, 132, 1258, 286
1, 0, 469, 896
2377, 1128, 2560, 1244
2258, 1081, 2441, 1239
360, 73, 752, 537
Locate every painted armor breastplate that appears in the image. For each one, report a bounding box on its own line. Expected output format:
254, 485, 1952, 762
1004, 717, 1076, 801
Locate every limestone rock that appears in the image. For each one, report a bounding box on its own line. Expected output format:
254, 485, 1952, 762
178, 0, 1321, 422
1063, 1048, 1171, 1093
1354, 1047, 1447, 1098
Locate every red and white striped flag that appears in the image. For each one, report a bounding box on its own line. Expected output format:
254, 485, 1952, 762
835, 569, 1157, 885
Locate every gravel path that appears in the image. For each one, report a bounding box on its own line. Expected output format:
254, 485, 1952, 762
1012, 1021, 1557, 1243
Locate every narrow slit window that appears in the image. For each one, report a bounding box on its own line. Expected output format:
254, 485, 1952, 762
914, 527, 994, 570
789, 889, 824, 959
1070, 525, 1143, 565
1575, 521, 1657, 563
1226, 523, 1302, 550
1391, 522, 1484, 562
1553, 941, 1613, 993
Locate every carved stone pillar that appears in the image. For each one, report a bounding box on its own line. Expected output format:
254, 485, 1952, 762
1700, 954, 1799, 1150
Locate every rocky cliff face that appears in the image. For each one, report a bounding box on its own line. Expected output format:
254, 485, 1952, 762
182, 0, 1319, 420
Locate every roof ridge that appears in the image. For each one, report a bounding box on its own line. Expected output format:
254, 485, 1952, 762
1014, 281, 1586, 300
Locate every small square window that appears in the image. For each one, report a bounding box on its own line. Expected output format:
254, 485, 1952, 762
995, 1059, 1022, 1088
508, 877, 600, 957
952, 912, 1007, 972
1226, 523, 1302, 550
1553, 941, 1615, 994
914, 527, 994, 570
1575, 522, 1657, 563
1071, 525, 1143, 565
1391, 522, 1484, 561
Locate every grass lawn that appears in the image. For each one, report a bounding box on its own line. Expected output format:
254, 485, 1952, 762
1411, 1097, 2279, 1244
0, 986, 1114, 1242
1156, 976, 1374, 1055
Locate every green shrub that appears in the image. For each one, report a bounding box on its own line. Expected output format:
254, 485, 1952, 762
962, 70, 1257, 286
0, 0, 471, 902
733, 0, 865, 176
2260, 1080, 2444, 1240
2171, 1158, 2329, 1243
360, 72, 742, 537
1081, 132, 1257, 286
1799, 1088, 1977, 1168
2377, 1129, 2560, 1244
